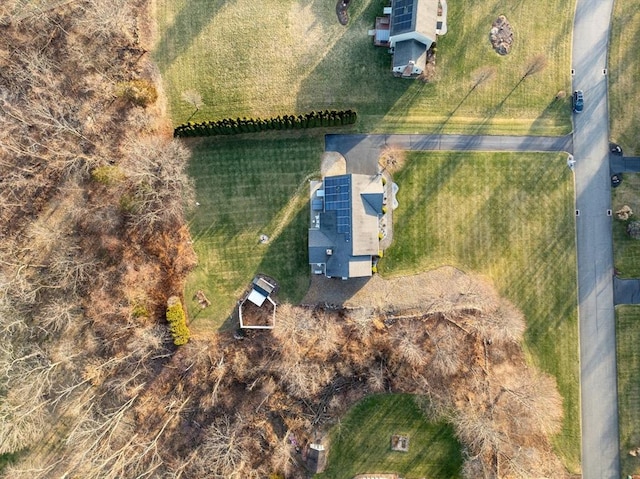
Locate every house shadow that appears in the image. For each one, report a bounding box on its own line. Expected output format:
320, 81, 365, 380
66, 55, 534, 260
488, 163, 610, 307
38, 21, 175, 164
154, 0, 227, 73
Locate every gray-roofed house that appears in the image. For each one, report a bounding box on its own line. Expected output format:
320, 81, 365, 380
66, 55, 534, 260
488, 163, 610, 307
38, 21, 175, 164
309, 173, 385, 279
388, 0, 440, 77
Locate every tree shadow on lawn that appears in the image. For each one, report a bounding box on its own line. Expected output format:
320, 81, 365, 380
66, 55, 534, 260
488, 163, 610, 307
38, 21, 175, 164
293, 0, 411, 129
154, 0, 227, 74
216, 199, 312, 331
528, 96, 572, 137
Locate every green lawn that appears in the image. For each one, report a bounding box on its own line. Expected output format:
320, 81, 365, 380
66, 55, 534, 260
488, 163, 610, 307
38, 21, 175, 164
153, 0, 573, 135
611, 173, 640, 277
380, 152, 580, 472
316, 394, 462, 479
609, 0, 640, 154
617, 306, 640, 476
184, 135, 322, 332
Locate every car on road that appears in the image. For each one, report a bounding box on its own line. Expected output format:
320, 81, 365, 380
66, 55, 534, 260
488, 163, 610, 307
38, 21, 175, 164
573, 90, 584, 113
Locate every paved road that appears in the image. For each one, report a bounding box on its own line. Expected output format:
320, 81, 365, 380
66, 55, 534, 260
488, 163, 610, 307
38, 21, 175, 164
572, 0, 620, 475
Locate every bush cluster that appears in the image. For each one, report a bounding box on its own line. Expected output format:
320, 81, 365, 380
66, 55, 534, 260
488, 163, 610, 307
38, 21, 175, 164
166, 296, 190, 346
173, 110, 357, 137
115, 79, 158, 107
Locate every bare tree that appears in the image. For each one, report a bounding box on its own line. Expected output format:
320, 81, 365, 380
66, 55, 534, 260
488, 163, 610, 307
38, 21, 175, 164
195, 415, 256, 478
181, 89, 204, 121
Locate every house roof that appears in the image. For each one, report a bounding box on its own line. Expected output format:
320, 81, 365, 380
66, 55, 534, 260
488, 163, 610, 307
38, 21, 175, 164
309, 174, 384, 278
390, 0, 438, 43
392, 39, 428, 70
351, 175, 383, 256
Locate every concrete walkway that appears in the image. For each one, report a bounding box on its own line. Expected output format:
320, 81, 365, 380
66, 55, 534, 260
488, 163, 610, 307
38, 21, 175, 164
572, 0, 620, 474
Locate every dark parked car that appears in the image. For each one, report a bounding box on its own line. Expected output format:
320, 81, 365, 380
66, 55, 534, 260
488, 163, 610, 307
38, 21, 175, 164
611, 174, 622, 188
573, 90, 584, 113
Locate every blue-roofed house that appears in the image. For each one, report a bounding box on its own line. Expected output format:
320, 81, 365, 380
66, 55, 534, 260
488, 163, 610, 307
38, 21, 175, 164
372, 0, 444, 77
309, 174, 385, 279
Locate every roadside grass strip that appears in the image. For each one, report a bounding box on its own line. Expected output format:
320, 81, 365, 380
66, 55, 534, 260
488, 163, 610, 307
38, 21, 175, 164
612, 173, 640, 277
616, 306, 640, 477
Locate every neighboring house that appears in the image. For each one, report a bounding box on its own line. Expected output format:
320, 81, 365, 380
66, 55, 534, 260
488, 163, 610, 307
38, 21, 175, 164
309, 173, 385, 279
371, 0, 446, 78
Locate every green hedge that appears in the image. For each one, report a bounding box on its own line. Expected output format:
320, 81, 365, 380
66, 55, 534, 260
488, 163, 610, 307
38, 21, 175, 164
166, 296, 190, 346
173, 110, 357, 137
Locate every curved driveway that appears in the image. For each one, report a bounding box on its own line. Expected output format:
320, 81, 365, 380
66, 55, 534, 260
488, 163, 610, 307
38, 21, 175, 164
572, 0, 620, 475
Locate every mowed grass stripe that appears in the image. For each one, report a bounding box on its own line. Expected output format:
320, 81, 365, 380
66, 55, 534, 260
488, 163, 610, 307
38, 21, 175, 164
609, 0, 640, 154
154, 0, 573, 135
317, 394, 462, 479
380, 152, 580, 471
612, 173, 640, 277
184, 136, 322, 332
617, 306, 640, 476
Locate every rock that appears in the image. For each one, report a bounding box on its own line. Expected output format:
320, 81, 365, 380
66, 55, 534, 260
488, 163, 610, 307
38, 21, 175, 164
490, 15, 514, 55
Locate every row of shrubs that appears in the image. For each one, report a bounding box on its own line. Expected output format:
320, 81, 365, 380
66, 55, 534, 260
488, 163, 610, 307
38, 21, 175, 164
173, 109, 357, 137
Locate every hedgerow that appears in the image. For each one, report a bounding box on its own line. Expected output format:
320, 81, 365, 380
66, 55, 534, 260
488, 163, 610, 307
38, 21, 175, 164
173, 110, 357, 137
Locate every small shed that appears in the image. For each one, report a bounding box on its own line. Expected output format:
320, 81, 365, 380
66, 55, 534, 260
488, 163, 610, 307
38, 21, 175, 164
239, 276, 278, 329
307, 443, 327, 474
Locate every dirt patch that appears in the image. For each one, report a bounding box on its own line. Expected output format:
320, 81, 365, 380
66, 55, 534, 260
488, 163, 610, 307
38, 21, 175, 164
321, 151, 347, 176
379, 146, 407, 174
302, 266, 498, 313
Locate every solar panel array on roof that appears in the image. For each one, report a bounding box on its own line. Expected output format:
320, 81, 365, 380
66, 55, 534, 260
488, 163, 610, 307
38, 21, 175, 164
393, 0, 415, 32
324, 176, 351, 242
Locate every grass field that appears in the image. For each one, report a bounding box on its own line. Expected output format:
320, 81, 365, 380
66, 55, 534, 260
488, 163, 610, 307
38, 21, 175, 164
184, 135, 322, 332
379, 152, 580, 471
153, 0, 573, 135
611, 173, 640, 277
617, 306, 640, 476
609, 0, 640, 154
316, 394, 462, 479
